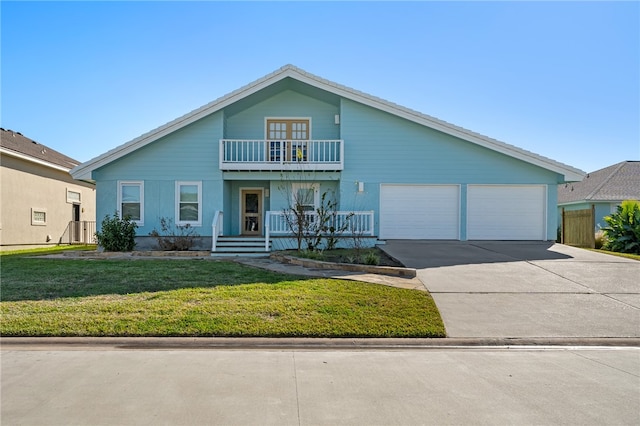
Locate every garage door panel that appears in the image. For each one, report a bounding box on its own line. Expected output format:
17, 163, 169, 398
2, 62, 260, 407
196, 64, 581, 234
380, 185, 459, 239
467, 185, 546, 240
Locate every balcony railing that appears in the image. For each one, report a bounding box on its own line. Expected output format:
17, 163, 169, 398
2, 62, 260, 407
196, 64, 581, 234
220, 139, 343, 171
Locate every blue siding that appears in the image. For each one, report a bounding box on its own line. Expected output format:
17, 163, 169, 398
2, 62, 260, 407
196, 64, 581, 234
93, 85, 565, 242
94, 112, 225, 236
226, 90, 339, 140
338, 99, 561, 240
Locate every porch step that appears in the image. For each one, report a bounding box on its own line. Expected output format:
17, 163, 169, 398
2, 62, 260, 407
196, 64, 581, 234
211, 236, 271, 257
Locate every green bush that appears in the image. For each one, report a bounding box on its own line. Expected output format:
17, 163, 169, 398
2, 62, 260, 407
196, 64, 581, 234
95, 212, 138, 252
602, 200, 640, 254
363, 250, 380, 265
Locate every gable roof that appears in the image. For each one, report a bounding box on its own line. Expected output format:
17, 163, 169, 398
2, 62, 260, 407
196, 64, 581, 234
1, 128, 80, 171
70, 64, 585, 182
558, 161, 640, 204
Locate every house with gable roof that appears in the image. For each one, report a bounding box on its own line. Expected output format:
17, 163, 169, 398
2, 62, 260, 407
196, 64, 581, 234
1, 128, 96, 250
558, 161, 640, 232
71, 65, 584, 254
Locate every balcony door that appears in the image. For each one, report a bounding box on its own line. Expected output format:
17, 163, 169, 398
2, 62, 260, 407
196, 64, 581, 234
241, 189, 263, 236
266, 119, 309, 162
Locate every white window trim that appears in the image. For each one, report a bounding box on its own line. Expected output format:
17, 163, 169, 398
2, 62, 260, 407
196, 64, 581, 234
291, 182, 320, 210
66, 189, 81, 204
175, 181, 202, 227
117, 181, 144, 226
31, 208, 47, 226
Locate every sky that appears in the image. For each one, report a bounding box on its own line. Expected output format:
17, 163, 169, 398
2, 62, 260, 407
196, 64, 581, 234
1, 1, 638, 174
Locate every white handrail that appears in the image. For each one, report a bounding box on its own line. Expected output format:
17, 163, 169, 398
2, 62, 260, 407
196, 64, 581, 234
265, 210, 375, 236
264, 211, 271, 252
211, 210, 223, 251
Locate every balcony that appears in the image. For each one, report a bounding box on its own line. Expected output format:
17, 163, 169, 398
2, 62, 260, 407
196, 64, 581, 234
220, 139, 343, 171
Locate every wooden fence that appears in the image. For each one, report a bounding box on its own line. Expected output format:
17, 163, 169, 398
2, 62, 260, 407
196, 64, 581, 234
561, 207, 595, 248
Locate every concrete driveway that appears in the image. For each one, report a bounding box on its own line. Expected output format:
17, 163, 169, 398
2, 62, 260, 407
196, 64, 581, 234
379, 241, 640, 339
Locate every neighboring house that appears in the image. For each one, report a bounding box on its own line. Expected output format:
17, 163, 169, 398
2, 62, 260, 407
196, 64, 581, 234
71, 65, 584, 253
0, 129, 96, 250
558, 161, 640, 231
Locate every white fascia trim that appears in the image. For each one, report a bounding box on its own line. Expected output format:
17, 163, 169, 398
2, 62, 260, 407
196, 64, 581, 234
1, 147, 73, 173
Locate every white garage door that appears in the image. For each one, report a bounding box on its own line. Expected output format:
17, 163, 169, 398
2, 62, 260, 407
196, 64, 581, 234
467, 185, 546, 240
380, 184, 460, 239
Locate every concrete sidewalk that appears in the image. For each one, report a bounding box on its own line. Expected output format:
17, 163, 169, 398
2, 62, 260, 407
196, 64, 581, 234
2, 346, 639, 425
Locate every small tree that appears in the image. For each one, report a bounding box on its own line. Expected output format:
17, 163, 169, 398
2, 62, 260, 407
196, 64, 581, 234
602, 200, 640, 254
279, 174, 350, 252
95, 212, 137, 252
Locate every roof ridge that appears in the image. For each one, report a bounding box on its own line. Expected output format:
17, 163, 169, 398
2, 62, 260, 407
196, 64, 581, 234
584, 161, 626, 200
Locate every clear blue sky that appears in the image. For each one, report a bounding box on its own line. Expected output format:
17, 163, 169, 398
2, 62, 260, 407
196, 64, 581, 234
2, 1, 638, 173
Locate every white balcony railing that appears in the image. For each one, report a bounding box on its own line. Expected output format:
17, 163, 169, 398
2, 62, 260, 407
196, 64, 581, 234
220, 139, 343, 171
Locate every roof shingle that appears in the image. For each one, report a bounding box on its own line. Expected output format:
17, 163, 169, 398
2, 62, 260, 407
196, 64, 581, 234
558, 161, 640, 204
0, 128, 79, 170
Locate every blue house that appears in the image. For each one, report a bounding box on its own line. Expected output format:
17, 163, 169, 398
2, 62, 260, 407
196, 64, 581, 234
71, 65, 585, 253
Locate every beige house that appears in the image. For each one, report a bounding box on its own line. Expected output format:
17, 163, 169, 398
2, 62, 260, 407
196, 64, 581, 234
1, 128, 96, 250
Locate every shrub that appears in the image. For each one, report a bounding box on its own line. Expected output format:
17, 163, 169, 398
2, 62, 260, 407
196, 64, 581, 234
95, 212, 137, 252
602, 200, 640, 254
149, 217, 200, 251
594, 230, 606, 250
362, 250, 380, 266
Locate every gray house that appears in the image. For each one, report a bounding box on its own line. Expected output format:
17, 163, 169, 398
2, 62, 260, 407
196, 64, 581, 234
558, 160, 640, 231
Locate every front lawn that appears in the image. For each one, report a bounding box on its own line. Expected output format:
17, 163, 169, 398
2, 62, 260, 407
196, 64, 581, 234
0, 256, 445, 338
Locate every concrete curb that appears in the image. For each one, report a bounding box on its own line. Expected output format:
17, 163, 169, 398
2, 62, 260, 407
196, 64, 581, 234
2, 337, 638, 350
270, 253, 417, 278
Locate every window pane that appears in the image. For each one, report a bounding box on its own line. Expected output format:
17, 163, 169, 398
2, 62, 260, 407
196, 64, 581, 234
122, 185, 140, 202
179, 203, 199, 221
33, 211, 46, 222
296, 188, 314, 206
122, 203, 140, 220
180, 185, 198, 202
68, 191, 81, 202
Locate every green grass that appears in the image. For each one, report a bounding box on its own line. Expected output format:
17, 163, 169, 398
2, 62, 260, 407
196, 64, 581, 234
588, 249, 640, 261
0, 245, 96, 257
0, 256, 445, 338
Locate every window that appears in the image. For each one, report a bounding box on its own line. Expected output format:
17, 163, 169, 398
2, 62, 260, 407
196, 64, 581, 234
118, 181, 144, 225
176, 181, 202, 226
31, 208, 47, 226
291, 183, 319, 212
266, 119, 310, 162
67, 190, 81, 203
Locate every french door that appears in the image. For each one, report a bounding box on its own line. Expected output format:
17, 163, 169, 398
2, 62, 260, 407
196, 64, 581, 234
266, 119, 309, 162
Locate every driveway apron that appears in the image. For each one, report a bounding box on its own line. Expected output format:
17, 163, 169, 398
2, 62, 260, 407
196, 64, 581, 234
379, 241, 640, 338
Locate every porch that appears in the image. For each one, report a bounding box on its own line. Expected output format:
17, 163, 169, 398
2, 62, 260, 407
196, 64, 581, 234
211, 210, 375, 256
220, 139, 344, 171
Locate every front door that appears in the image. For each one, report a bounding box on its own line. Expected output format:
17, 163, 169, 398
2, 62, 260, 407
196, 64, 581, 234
241, 189, 262, 235
72, 204, 81, 242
